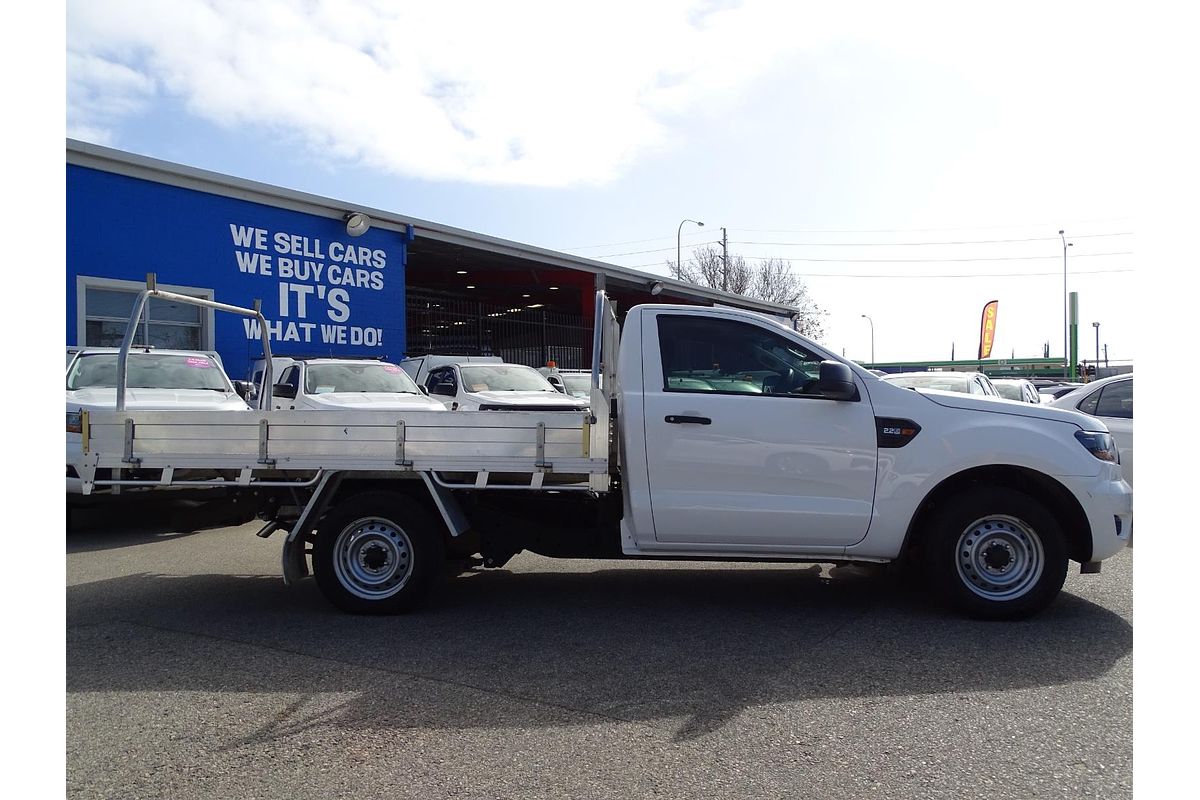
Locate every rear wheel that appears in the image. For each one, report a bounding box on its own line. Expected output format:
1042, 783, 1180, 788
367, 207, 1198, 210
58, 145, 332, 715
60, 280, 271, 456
313, 491, 445, 614
924, 486, 1068, 619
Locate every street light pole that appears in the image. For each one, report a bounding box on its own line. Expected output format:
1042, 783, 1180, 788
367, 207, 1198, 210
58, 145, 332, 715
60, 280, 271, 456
1093, 321, 1100, 376
861, 314, 875, 363
1059, 230, 1073, 375
677, 219, 704, 276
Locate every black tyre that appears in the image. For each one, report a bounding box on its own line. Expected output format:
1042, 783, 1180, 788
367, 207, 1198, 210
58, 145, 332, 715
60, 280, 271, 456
924, 486, 1068, 620
313, 491, 445, 614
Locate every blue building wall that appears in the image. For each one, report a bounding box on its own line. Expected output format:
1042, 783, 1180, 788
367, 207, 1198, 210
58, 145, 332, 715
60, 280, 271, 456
66, 165, 411, 379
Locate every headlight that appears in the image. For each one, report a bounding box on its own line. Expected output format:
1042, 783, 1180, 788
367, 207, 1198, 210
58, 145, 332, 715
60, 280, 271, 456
1075, 430, 1119, 463
66, 411, 82, 434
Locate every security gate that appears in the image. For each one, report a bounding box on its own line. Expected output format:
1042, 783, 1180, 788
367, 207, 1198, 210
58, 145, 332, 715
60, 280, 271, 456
406, 290, 590, 368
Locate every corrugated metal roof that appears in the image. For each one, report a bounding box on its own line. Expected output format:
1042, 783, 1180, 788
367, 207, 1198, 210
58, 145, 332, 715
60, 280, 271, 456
66, 139, 800, 318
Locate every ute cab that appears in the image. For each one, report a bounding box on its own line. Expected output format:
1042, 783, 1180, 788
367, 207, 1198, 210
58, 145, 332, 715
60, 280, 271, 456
269, 357, 447, 412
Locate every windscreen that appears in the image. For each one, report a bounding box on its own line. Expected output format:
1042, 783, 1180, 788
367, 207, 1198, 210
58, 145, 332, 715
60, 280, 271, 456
560, 374, 593, 398
66, 353, 230, 391
460, 365, 556, 392
994, 383, 1024, 400
304, 363, 421, 394
885, 374, 971, 393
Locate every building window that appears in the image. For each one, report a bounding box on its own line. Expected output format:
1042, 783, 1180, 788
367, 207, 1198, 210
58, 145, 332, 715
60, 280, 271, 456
77, 277, 214, 351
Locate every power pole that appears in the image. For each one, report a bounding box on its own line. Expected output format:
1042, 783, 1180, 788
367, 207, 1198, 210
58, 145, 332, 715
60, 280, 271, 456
1104, 344, 1108, 367
721, 227, 729, 291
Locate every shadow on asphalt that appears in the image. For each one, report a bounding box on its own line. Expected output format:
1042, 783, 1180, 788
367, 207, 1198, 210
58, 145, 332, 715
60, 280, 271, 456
66, 497, 254, 552
66, 563, 1132, 742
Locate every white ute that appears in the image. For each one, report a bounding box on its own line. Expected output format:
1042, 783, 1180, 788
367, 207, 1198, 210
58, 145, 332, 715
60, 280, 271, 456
66, 347, 250, 495
76, 284, 1132, 620
420, 361, 590, 411
268, 357, 447, 412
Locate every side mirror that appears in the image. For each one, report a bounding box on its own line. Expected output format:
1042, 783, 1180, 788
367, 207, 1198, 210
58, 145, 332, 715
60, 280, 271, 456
273, 383, 297, 399
232, 380, 253, 400
816, 361, 857, 401
430, 383, 456, 397
418, 385, 430, 396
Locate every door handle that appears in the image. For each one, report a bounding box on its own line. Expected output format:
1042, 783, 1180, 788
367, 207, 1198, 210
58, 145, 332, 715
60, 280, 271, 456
665, 415, 711, 425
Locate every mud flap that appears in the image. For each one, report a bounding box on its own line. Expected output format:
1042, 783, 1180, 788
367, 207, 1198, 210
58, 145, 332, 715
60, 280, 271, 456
281, 535, 309, 586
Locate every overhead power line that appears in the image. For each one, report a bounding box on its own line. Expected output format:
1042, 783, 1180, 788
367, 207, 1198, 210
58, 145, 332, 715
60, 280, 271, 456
794, 268, 1134, 279
635, 267, 1133, 279
563, 218, 1133, 250
732, 217, 1133, 234
742, 251, 1133, 263
591, 240, 721, 258
590, 231, 1132, 258
730, 232, 1132, 247
622, 251, 1132, 267
565, 230, 715, 251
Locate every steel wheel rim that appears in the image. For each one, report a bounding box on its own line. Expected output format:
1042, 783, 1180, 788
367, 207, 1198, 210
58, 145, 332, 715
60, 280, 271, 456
955, 514, 1044, 601
332, 517, 414, 600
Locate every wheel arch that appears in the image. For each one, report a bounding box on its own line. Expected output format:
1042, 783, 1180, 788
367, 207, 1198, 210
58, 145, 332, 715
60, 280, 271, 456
902, 465, 1093, 564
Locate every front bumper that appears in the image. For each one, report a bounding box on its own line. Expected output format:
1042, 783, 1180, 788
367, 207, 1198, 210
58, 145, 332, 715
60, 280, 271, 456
1058, 466, 1132, 562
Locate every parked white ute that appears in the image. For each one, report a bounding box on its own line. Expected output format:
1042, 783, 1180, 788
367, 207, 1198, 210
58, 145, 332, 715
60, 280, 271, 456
269, 358, 447, 412
422, 361, 590, 411
77, 293, 1132, 620
66, 348, 250, 495
539, 367, 596, 400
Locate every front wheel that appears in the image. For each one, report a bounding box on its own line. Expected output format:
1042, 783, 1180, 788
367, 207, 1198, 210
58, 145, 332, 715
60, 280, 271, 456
313, 491, 445, 614
924, 486, 1068, 620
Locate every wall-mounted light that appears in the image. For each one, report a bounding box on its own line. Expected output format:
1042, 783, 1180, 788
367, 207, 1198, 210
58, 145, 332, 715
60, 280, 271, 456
549, 286, 559, 291
456, 270, 467, 274
344, 212, 371, 237
466, 285, 476, 289
650, 281, 665, 296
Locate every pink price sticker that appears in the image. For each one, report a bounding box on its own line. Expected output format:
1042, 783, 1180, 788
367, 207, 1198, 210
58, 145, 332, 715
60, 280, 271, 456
383, 365, 401, 373
185, 357, 213, 368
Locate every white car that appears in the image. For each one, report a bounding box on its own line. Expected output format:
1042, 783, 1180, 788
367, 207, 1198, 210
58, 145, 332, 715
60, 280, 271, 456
398, 354, 503, 388
538, 367, 595, 400
269, 358, 447, 412
991, 378, 1041, 404
882, 371, 1000, 398
422, 362, 590, 411
66, 348, 250, 495
1051, 374, 1133, 485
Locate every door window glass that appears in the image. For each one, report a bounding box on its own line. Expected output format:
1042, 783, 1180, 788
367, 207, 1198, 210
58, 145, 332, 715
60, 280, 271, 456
658, 315, 824, 396
427, 368, 457, 395
1094, 380, 1133, 419
1077, 388, 1101, 415
277, 366, 300, 390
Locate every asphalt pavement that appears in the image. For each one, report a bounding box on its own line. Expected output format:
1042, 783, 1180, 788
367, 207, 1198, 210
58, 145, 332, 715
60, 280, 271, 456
66, 499, 1132, 799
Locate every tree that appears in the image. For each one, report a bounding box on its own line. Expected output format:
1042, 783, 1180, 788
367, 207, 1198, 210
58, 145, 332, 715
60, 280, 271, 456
668, 247, 825, 340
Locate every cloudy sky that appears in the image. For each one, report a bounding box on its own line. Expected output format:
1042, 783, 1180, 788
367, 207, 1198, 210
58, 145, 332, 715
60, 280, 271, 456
66, 0, 1138, 363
